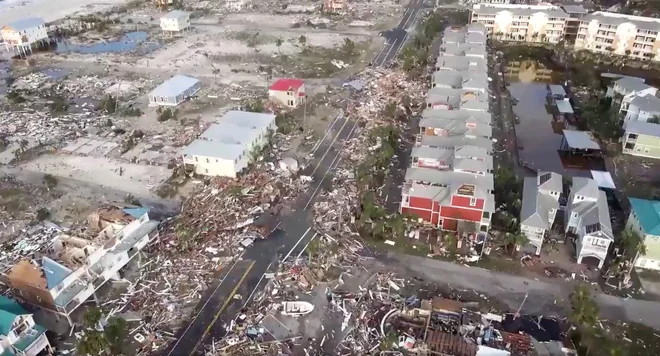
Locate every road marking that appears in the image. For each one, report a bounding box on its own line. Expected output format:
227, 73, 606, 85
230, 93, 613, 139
166, 253, 244, 356
310, 113, 342, 156
281, 227, 312, 262
188, 260, 256, 356
241, 262, 273, 309
303, 119, 358, 211
372, 41, 391, 66
309, 117, 353, 178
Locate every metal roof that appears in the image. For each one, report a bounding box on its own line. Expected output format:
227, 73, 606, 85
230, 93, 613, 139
555, 100, 574, 114
562, 5, 588, 14
183, 111, 276, 160
548, 85, 566, 97
629, 94, 660, 113
162, 10, 190, 19
520, 173, 562, 230
405, 167, 494, 191
149, 75, 199, 98
562, 130, 600, 150
419, 135, 493, 151
582, 11, 660, 32
421, 109, 491, 123
613, 77, 651, 93
4, 17, 44, 31
624, 120, 660, 137
472, 4, 569, 17
629, 198, 660, 236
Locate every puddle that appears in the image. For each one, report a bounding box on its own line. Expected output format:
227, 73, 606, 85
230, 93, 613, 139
509, 82, 595, 178
55, 32, 161, 55
40, 68, 72, 80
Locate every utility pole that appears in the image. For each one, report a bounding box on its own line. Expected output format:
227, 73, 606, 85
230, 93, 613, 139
303, 96, 307, 129
515, 293, 528, 318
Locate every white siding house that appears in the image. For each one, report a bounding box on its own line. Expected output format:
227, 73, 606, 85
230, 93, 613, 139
149, 75, 201, 106
1, 17, 48, 56
182, 111, 277, 178
160, 10, 191, 34
565, 177, 613, 268
619, 87, 660, 123
520, 172, 562, 255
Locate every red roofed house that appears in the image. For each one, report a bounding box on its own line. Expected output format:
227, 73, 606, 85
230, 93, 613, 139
269, 79, 306, 108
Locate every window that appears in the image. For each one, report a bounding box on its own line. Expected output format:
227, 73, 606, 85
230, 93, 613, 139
585, 223, 601, 234
539, 173, 551, 185
482, 211, 490, 219
625, 142, 635, 149
572, 212, 578, 218
628, 133, 638, 139
469, 198, 477, 206
195, 156, 198, 162
205, 169, 208, 173
206, 158, 209, 163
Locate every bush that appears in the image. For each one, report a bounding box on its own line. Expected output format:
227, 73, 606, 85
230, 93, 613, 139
98, 95, 117, 113
43, 174, 58, 190
7, 91, 26, 103
157, 108, 177, 122
36, 208, 50, 221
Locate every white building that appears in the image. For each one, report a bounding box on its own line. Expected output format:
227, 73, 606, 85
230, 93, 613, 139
469, 4, 569, 43
149, 74, 201, 107
4, 208, 159, 325
621, 90, 660, 123
575, 12, 660, 62
182, 111, 277, 178
160, 10, 191, 34
226, 0, 248, 10
565, 177, 613, 268
0, 295, 52, 356
0, 17, 48, 56
520, 172, 562, 255
627, 198, 660, 270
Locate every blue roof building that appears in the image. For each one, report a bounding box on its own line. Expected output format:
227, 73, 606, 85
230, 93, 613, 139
0, 295, 51, 356
628, 198, 660, 270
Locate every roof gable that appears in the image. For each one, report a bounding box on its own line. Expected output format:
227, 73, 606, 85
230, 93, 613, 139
0, 295, 28, 336
269, 79, 304, 91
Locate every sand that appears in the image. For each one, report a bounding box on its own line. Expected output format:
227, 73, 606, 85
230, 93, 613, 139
21, 154, 173, 198
0, 0, 129, 26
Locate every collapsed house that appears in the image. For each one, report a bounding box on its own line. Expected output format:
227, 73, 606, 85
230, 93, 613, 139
0, 206, 159, 326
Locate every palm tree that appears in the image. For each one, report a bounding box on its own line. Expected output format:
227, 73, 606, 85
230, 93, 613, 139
620, 228, 646, 260
306, 237, 321, 272
570, 284, 600, 356
503, 230, 529, 256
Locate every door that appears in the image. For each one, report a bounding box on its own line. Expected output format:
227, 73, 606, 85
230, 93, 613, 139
443, 219, 458, 231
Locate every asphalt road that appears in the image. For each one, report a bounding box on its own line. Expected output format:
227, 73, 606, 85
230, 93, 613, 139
371, 0, 425, 67
162, 114, 358, 356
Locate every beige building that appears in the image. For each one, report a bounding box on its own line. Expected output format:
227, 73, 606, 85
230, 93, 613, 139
469, 4, 569, 43
575, 12, 660, 61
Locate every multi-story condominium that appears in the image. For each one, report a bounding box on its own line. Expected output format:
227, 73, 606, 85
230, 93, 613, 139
575, 12, 660, 61
469, 4, 569, 43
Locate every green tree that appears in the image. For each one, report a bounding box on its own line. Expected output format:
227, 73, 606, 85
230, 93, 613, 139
245, 99, 265, 113
175, 222, 194, 252
502, 230, 529, 256
648, 115, 660, 124
306, 237, 321, 272
105, 317, 127, 355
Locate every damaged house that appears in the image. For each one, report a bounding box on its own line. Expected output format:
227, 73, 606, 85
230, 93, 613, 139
520, 172, 562, 255
0, 295, 52, 356
565, 177, 613, 268
0, 207, 159, 326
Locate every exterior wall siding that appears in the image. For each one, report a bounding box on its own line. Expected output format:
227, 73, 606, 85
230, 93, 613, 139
440, 206, 483, 222
451, 195, 485, 209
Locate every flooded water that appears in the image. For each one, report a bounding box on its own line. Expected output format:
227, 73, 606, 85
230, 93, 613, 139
505, 60, 566, 84
40, 68, 72, 80
54, 32, 161, 55
509, 82, 592, 178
